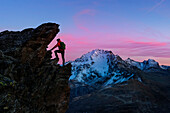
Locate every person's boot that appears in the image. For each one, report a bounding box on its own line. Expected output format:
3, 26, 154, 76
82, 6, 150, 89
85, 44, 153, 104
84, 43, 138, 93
62, 59, 65, 67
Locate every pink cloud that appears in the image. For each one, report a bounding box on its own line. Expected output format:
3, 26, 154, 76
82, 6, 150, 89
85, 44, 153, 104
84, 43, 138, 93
111, 41, 170, 58
73, 9, 96, 32
127, 40, 167, 46
141, 27, 170, 40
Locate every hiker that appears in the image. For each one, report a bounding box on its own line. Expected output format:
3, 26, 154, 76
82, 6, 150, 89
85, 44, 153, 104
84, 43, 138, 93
50, 38, 66, 66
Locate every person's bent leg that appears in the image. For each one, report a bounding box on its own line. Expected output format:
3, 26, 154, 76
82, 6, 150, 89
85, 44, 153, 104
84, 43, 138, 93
54, 50, 60, 60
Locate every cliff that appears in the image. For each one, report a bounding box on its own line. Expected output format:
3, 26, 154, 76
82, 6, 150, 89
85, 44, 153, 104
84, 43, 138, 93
0, 23, 71, 113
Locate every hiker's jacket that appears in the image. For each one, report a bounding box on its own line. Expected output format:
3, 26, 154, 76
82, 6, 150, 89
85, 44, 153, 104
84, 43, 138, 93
52, 40, 65, 51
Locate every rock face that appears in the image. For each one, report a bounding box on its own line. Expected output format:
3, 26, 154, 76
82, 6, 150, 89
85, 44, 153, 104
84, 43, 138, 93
0, 23, 71, 113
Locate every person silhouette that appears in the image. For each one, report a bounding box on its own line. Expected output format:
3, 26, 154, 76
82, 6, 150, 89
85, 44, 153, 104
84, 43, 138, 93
51, 38, 65, 66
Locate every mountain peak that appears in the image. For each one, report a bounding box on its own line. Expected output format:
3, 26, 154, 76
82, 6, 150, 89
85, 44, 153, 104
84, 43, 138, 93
90, 49, 113, 55
126, 58, 134, 61
143, 59, 160, 68
144, 59, 157, 63
75, 49, 114, 62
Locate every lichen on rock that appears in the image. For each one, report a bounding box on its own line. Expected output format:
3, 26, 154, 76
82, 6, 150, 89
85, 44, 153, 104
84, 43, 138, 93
0, 23, 71, 113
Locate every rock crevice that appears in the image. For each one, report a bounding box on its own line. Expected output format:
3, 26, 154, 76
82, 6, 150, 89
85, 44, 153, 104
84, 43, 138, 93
0, 23, 71, 113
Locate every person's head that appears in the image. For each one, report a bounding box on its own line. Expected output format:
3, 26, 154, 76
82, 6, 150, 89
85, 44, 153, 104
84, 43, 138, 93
57, 38, 60, 42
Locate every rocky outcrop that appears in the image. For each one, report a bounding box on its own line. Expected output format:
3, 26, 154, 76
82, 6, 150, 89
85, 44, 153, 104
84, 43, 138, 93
0, 23, 71, 113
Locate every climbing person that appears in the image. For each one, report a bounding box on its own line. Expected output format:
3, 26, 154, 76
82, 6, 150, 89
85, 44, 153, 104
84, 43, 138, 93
50, 38, 66, 66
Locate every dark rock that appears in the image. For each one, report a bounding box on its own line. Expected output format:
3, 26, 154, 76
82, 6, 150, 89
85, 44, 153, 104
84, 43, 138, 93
0, 23, 71, 113
67, 79, 170, 113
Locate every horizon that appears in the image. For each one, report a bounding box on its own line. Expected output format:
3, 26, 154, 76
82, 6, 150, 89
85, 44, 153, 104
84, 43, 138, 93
0, 0, 170, 65
47, 43, 170, 66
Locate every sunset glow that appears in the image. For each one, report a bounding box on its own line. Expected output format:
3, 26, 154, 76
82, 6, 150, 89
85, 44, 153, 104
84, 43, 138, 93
0, 0, 170, 65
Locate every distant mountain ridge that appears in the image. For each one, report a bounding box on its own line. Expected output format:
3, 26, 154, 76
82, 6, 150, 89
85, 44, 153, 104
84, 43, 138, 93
161, 65, 170, 70
125, 58, 169, 71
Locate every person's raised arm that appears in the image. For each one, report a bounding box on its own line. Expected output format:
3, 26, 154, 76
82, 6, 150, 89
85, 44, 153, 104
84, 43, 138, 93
51, 43, 58, 50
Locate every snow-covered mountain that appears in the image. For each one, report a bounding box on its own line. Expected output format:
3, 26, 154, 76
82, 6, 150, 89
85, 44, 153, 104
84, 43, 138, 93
125, 58, 160, 70
69, 49, 141, 87
125, 58, 170, 71
69, 49, 169, 88
68, 49, 170, 113
160, 65, 170, 70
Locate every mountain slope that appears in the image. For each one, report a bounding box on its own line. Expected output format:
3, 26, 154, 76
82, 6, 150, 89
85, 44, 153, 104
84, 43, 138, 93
67, 78, 170, 113
70, 49, 142, 88
67, 49, 170, 113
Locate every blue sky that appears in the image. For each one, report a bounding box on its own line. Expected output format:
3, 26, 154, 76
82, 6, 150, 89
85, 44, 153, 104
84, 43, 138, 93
0, 0, 170, 65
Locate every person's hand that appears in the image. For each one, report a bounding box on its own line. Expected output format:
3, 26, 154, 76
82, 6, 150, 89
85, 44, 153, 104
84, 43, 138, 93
51, 48, 54, 51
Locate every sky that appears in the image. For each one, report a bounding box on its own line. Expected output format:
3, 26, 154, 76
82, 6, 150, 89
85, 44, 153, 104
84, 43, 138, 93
0, 0, 170, 65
